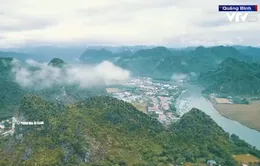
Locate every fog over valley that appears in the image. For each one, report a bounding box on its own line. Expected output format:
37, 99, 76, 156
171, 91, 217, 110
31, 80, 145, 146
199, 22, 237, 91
11, 59, 131, 89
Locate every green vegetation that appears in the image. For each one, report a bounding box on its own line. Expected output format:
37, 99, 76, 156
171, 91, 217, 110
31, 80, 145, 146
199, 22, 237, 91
199, 57, 260, 96
80, 49, 115, 64
48, 58, 67, 67
115, 46, 256, 80
0, 57, 106, 119
116, 47, 186, 79
1, 97, 260, 166
3, 121, 11, 129
1, 46, 260, 165
168, 108, 236, 165
19, 95, 60, 121
80, 49, 132, 64
232, 97, 249, 104
231, 134, 260, 159
236, 46, 260, 62
0, 57, 26, 117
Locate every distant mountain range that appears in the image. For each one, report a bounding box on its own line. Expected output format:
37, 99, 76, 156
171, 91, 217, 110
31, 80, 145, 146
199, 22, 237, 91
79, 49, 132, 64
2, 45, 260, 95
0, 51, 33, 61
1, 45, 260, 65
78, 45, 260, 96
235, 46, 260, 61
1, 46, 85, 62
199, 57, 260, 96
114, 46, 260, 79
0, 45, 152, 62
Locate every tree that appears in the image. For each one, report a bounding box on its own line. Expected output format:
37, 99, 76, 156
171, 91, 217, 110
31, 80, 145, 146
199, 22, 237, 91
3, 121, 11, 129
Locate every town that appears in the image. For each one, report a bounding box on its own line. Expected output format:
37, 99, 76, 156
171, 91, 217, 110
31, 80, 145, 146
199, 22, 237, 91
106, 77, 184, 124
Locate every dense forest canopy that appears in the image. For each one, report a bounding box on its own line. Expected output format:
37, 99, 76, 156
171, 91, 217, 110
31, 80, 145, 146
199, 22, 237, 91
199, 57, 260, 95
1, 96, 260, 165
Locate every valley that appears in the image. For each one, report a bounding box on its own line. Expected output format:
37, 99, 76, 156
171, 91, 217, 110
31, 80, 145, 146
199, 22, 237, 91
0, 0, 260, 163
104, 76, 260, 149
1, 45, 260, 165
106, 77, 183, 124
211, 100, 260, 132
172, 83, 260, 149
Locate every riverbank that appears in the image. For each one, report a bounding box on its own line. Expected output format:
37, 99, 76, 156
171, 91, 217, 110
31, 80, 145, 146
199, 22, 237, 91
156, 82, 260, 149
210, 99, 260, 132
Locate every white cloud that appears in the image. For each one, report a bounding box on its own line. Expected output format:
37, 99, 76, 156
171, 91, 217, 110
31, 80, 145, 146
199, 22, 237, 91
171, 73, 190, 82
11, 59, 131, 89
0, 0, 259, 47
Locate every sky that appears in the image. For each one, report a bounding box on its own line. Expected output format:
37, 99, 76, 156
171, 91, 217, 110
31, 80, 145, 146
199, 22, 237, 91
0, 0, 259, 48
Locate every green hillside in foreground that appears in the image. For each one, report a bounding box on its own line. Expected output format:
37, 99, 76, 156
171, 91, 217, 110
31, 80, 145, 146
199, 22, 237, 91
1, 96, 260, 166
199, 57, 260, 96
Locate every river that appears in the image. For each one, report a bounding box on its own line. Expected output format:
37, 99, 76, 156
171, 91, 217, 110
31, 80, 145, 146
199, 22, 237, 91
174, 83, 260, 149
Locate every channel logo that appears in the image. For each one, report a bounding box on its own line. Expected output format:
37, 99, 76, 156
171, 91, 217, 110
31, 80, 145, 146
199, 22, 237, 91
219, 5, 258, 23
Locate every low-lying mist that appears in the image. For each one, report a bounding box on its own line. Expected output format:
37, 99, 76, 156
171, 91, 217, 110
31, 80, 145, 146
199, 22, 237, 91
11, 59, 131, 89
171, 72, 198, 82
171, 73, 190, 82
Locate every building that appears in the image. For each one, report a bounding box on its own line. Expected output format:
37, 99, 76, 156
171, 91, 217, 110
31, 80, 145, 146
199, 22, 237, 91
214, 98, 232, 104
148, 107, 157, 112
207, 160, 217, 166
0, 124, 4, 129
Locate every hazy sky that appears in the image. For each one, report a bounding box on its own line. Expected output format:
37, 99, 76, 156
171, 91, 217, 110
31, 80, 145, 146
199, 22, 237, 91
0, 0, 259, 47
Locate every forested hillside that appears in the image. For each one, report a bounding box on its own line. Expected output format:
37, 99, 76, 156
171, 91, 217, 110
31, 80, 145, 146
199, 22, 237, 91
1, 97, 259, 166
48, 58, 67, 67
115, 46, 259, 79
80, 49, 132, 64
0, 58, 26, 118
0, 57, 106, 119
199, 57, 260, 95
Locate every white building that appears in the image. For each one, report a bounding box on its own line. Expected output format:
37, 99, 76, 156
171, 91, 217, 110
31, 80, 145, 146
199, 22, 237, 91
0, 124, 4, 129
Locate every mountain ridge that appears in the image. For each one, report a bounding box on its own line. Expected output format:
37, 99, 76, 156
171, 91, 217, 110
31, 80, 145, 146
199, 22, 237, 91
1, 96, 260, 165
199, 57, 260, 95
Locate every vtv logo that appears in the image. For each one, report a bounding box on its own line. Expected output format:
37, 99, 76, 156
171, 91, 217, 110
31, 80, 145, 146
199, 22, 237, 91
226, 13, 248, 22
226, 12, 258, 22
